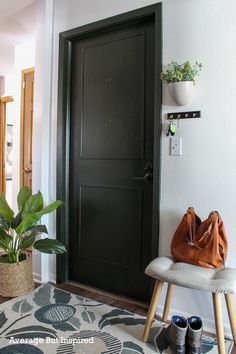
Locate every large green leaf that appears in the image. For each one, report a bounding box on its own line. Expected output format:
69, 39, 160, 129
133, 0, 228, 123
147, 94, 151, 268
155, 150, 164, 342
12, 212, 22, 229
0, 193, 14, 224
23, 191, 44, 215
0, 255, 12, 263
20, 233, 36, 249
0, 213, 10, 229
37, 200, 63, 218
22, 225, 48, 238
0, 228, 12, 251
0, 254, 26, 263
34, 238, 67, 254
17, 186, 32, 213
16, 213, 41, 234
19, 225, 48, 249
16, 200, 63, 234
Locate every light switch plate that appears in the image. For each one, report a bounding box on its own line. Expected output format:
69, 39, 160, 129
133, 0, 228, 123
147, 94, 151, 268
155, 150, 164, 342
170, 137, 182, 156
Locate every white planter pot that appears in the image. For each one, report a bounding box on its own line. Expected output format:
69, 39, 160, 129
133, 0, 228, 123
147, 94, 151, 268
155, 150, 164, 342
168, 81, 195, 106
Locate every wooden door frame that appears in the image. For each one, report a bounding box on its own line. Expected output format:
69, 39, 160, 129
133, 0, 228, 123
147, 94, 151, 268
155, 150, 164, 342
0, 96, 14, 194
20, 67, 34, 187
56, 4, 162, 283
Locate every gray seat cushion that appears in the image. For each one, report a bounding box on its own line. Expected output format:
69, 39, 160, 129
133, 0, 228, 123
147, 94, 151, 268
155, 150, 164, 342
145, 257, 236, 294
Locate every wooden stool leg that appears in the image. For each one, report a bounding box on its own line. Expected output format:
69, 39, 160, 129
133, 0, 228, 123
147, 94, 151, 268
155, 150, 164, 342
162, 283, 174, 322
212, 293, 226, 354
225, 293, 236, 344
143, 280, 163, 342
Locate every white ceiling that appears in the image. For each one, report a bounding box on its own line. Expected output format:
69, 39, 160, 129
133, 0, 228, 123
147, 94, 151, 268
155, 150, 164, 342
0, 0, 37, 75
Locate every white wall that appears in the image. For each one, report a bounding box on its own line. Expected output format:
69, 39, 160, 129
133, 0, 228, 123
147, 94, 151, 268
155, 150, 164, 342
40, 0, 236, 336
0, 46, 14, 76
32, 0, 56, 283
159, 0, 236, 336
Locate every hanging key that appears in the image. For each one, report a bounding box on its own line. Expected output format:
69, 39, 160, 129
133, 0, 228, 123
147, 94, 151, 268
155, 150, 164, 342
166, 121, 177, 136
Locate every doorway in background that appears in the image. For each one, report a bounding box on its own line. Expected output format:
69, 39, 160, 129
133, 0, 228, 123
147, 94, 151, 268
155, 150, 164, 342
20, 68, 34, 188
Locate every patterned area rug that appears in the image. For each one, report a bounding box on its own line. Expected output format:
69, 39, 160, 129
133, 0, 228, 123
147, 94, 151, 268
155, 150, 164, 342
0, 284, 233, 353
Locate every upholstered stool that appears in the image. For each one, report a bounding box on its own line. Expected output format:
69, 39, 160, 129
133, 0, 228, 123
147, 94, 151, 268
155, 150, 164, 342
143, 257, 236, 354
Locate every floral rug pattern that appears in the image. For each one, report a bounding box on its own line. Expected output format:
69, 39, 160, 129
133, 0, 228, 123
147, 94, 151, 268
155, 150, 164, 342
0, 284, 233, 353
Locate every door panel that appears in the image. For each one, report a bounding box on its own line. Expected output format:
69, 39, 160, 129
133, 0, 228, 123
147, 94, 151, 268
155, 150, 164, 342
81, 33, 145, 159
69, 19, 155, 301
79, 185, 143, 270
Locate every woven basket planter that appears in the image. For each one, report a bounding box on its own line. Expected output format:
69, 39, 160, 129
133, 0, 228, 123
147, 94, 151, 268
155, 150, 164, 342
0, 254, 35, 297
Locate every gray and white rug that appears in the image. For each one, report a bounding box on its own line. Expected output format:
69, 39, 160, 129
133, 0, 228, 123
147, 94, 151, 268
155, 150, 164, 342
0, 284, 233, 353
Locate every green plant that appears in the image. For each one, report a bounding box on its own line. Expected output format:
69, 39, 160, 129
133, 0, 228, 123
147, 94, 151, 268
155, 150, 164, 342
160, 61, 202, 83
0, 187, 66, 263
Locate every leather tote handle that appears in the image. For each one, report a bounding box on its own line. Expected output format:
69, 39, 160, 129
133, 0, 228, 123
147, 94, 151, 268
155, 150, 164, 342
210, 211, 227, 261
196, 211, 219, 250
186, 207, 196, 245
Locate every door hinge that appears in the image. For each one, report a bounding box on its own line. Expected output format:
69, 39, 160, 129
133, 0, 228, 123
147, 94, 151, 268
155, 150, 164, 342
23, 81, 26, 89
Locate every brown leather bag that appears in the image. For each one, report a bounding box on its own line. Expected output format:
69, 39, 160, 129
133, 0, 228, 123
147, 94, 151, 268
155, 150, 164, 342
171, 207, 228, 268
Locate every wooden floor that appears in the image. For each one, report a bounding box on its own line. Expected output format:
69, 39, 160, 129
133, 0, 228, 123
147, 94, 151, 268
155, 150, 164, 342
0, 282, 235, 353
0, 282, 148, 320
54, 282, 149, 317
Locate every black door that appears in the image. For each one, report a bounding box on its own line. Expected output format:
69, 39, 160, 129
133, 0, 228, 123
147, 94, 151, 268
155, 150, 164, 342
69, 17, 156, 301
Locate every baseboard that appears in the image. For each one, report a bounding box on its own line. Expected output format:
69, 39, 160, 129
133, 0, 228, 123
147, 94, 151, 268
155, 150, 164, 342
33, 272, 56, 284
33, 272, 43, 284
157, 304, 232, 339
49, 273, 56, 284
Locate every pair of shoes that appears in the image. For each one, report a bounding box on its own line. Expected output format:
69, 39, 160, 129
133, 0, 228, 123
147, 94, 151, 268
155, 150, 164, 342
156, 315, 203, 354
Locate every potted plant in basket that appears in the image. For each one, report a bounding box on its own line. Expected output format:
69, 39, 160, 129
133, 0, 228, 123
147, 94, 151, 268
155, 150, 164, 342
0, 186, 66, 297
160, 61, 202, 105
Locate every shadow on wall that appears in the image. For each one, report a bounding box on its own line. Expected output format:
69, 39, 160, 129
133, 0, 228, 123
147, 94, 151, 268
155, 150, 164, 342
160, 209, 182, 255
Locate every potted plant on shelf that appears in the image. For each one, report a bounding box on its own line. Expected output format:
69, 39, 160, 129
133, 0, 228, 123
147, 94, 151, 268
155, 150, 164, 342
0, 186, 66, 297
160, 61, 202, 105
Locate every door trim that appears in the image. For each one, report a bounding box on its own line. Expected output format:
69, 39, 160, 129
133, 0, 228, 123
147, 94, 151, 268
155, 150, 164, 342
56, 4, 162, 283
20, 67, 34, 187
0, 96, 14, 193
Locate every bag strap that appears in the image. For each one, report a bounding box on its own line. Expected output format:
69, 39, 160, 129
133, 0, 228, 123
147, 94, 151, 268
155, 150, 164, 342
187, 209, 216, 249
186, 207, 196, 245
196, 211, 226, 252
211, 211, 227, 264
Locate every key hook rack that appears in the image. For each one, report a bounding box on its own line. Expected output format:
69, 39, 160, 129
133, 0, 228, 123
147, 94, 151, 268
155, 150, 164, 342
166, 111, 201, 120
